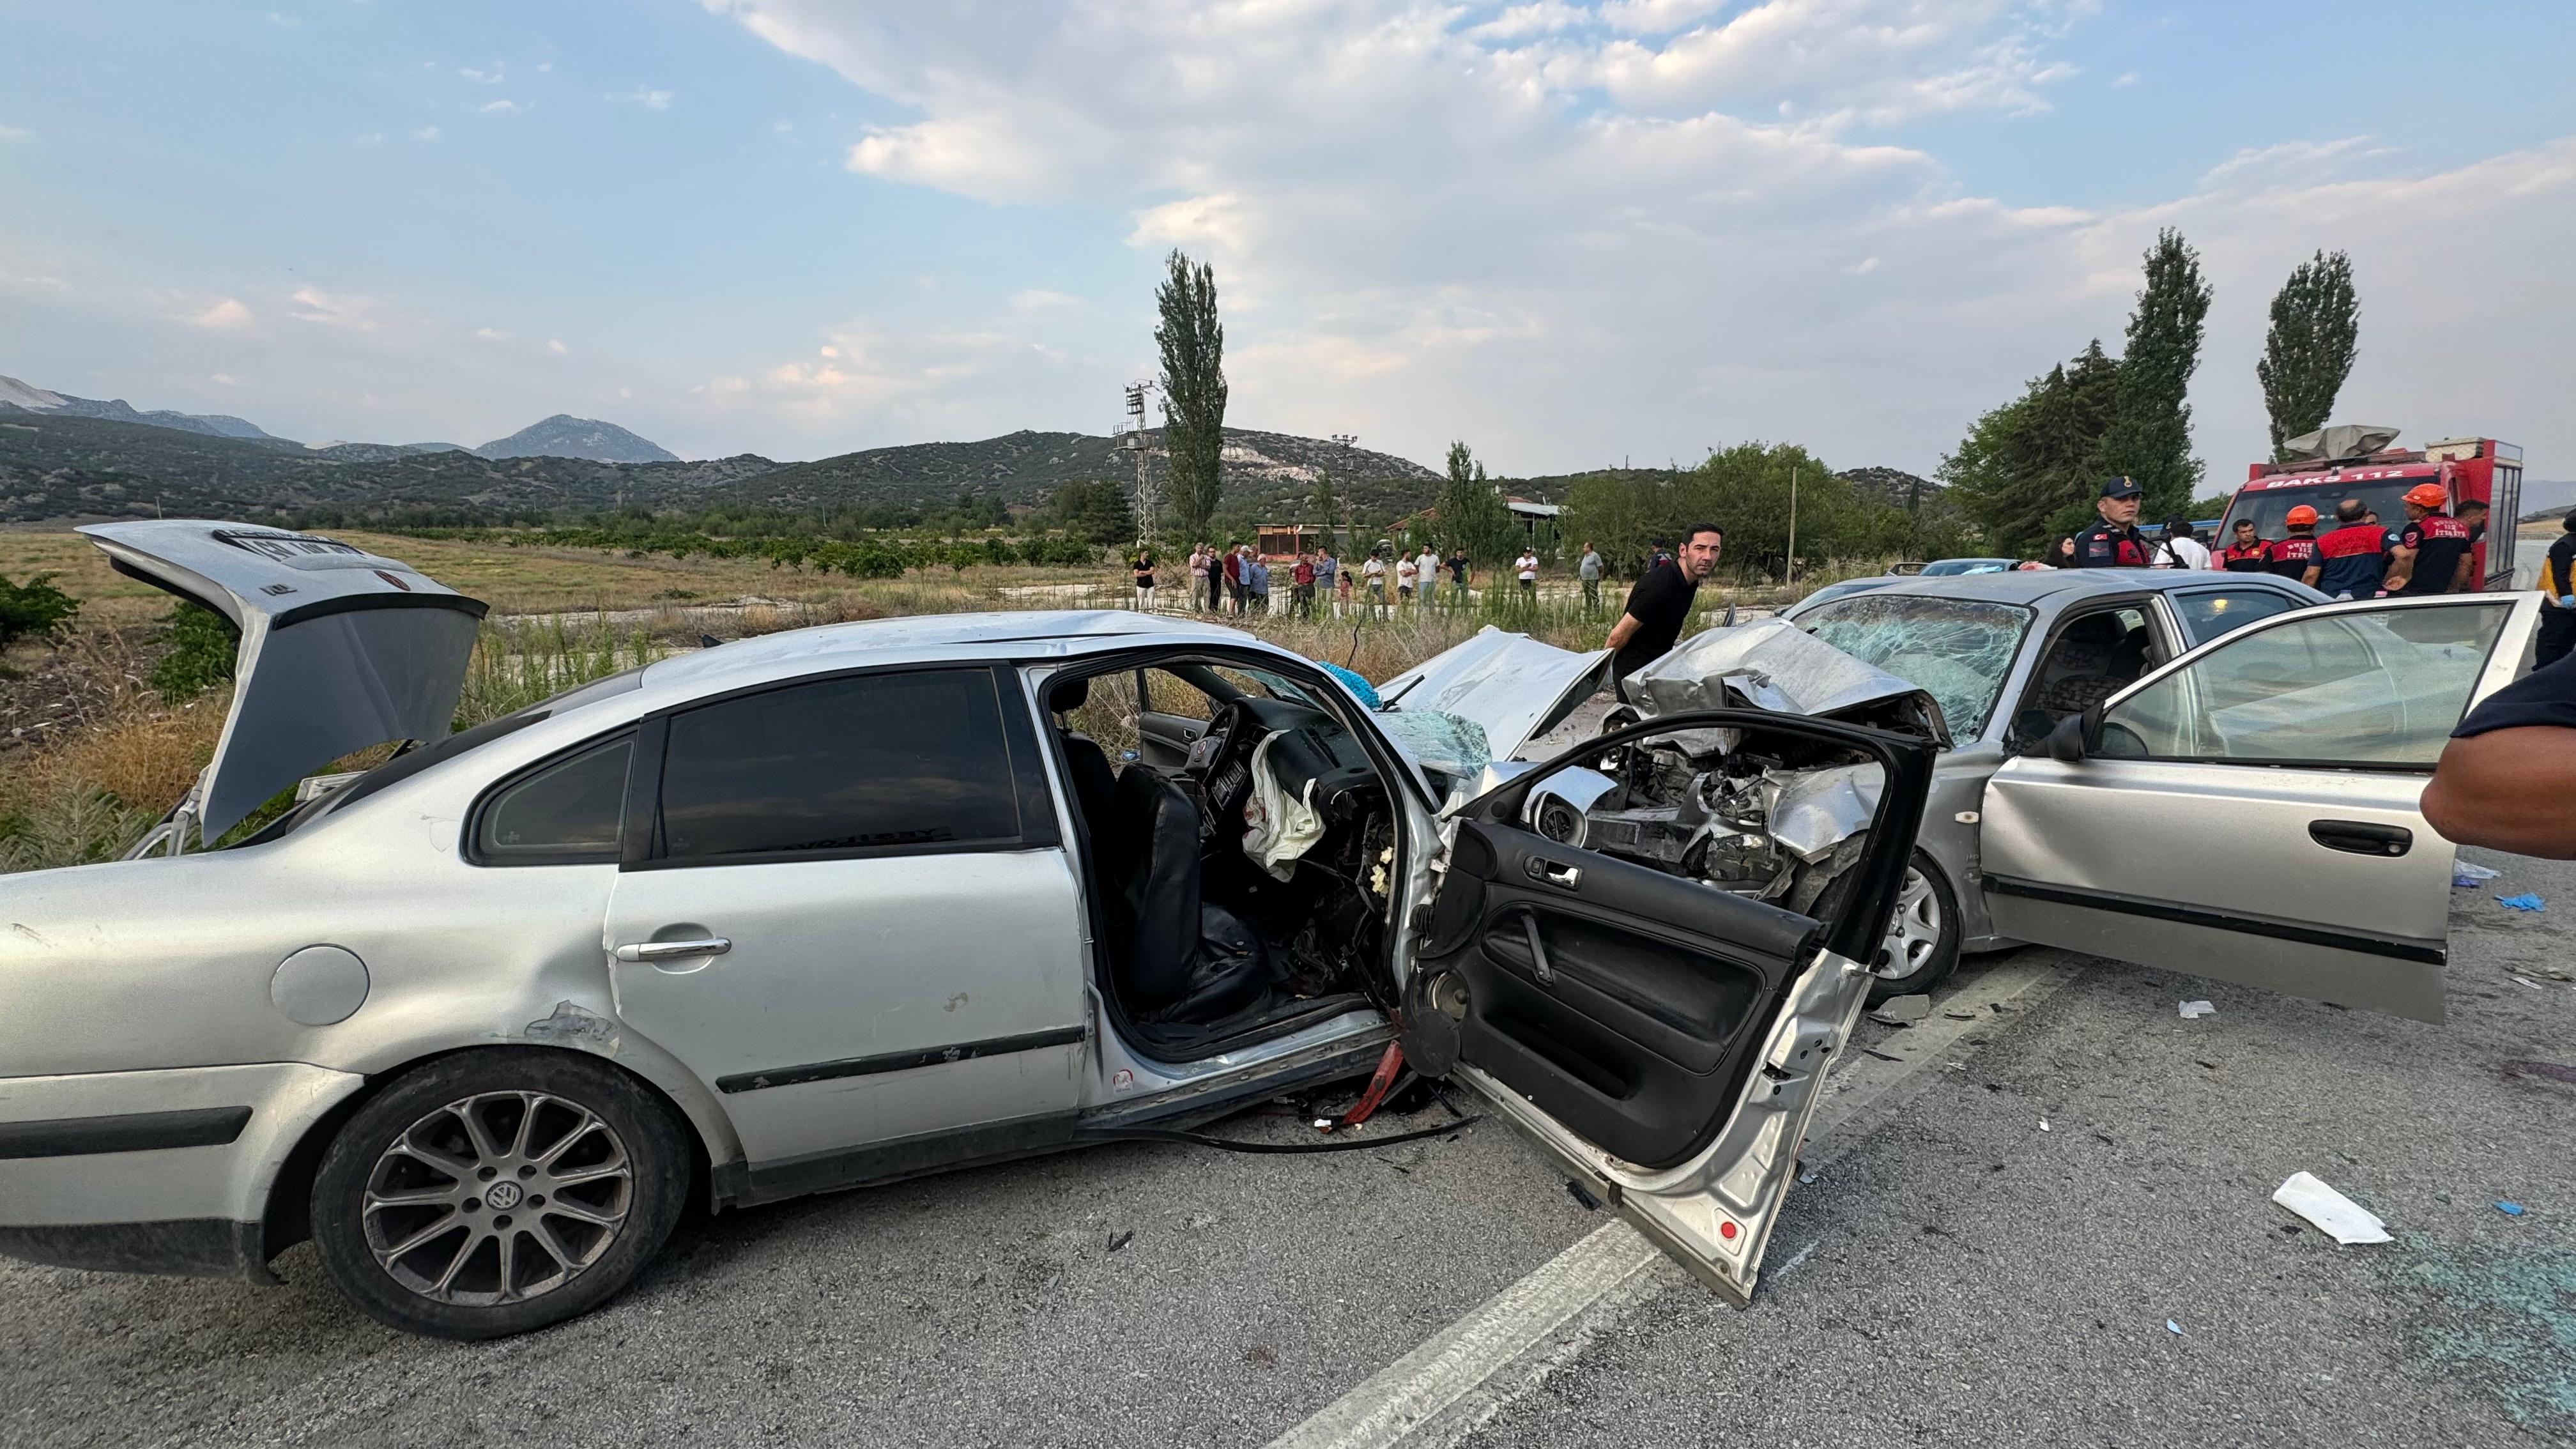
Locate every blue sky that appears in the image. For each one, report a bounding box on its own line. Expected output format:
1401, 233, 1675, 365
3, 1, 2572, 480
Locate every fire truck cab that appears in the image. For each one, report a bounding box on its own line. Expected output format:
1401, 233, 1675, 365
2220, 431, 2524, 590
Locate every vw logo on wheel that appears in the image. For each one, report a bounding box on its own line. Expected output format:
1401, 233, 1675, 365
484, 1180, 525, 1211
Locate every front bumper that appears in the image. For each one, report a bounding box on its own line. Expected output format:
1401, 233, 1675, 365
0, 1062, 366, 1281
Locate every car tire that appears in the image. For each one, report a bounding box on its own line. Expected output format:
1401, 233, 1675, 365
310, 1048, 689, 1340
1865, 853, 1961, 1005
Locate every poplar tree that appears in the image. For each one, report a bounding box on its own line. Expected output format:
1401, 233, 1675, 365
1154, 250, 1228, 534
2256, 249, 2361, 458
2099, 229, 2212, 520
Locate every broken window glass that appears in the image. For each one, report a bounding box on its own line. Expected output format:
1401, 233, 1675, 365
1794, 596, 2033, 739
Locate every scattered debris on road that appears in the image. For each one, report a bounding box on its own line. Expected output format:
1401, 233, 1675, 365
2494, 1200, 2526, 1218
2179, 1000, 2216, 1019
1868, 993, 1932, 1025
2273, 1171, 2393, 1245
2039, 1118, 2051, 1132
2505, 1059, 2576, 1086
2166, 1319, 2184, 1335
2496, 893, 2547, 912
2454, 861, 2502, 887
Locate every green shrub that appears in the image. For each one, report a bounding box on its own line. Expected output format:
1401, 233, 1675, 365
0, 572, 79, 647
151, 602, 240, 700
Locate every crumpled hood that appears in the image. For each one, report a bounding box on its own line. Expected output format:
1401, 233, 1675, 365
1377, 627, 1607, 763
80, 521, 487, 839
1627, 618, 1951, 748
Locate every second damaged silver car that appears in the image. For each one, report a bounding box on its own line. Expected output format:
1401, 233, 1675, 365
1395, 567, 2537, 1023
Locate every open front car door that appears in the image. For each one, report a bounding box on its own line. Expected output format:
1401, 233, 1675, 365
1399, 711, 1935, 1305
1981, 592, 2541, 1023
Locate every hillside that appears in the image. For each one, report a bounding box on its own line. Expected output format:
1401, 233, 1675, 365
0, 407, 1446, 526
477, 415, 678, 464
0, 374, 291, 445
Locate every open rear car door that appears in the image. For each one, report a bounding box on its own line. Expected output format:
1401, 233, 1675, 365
1399, 710, 1934, 1304
1981, 593, 2540, 1023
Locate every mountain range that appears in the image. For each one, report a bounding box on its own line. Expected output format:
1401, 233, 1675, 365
0, 373, 1447, 526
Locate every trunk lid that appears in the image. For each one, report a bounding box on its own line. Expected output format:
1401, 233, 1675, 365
79, 521, 487, 839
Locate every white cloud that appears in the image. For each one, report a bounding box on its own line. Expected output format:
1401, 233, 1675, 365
412, 125, 441, 141
695, 320, 1075, 433
547, 339, 568, 354
354, 130, 385, 145
286, 286, 388, 331
2200, 136, 2393, 191
473, 326, 511, 341
266, 12, 300, 28
2112, 70, 2139, 88
0, 125, 34, 142
188, 297, 256, 330
211, 373, 240, 386
1007, 288, 1084, 315
459, 66, 503, 84
479, 99, 521, 116
624, 87, 675, 109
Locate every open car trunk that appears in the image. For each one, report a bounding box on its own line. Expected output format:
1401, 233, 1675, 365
79, 521, 488, 841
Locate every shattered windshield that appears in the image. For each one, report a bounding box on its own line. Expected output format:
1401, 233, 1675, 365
1793, 595, 2032, 739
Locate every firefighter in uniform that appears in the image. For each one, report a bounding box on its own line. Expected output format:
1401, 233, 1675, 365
2069, 477, 2152, 567
2312, 498, 2391, 600
2384, 482, 2476, 595
2264, 505, 2322, 586
2217, 518, 2269, 572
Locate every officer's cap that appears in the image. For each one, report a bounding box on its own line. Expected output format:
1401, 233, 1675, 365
2098, 477, 2143, 500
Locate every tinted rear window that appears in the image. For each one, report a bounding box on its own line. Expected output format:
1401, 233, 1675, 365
658, 669, 1022, 860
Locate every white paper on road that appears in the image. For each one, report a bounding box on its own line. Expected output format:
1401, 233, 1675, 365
2272, 1172, 2393, 1245
2179, 1000, 2216, 1019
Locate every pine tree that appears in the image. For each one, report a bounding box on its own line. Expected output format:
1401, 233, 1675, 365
2256, 249, 2360, 459
2099, 229, 2212, 521
1942, 340, 2121, 556
1154, 250, 1228, 535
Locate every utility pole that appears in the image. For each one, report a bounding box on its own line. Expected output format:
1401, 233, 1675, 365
1330, 433, 1358, 549
1785, 466, 1799, 588
1122, 381, 1160, 547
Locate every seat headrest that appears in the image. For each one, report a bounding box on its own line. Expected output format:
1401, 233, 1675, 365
1048, 674, 1091, 712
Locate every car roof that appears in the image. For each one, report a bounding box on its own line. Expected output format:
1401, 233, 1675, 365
1815, 568, 2321, 608
638, 609, 1261, 696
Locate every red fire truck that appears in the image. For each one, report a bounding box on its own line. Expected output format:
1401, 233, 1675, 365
2218, 433, 2525, 590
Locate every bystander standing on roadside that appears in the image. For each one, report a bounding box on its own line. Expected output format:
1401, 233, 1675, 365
2266, 505, 2323, 587
1446, 548, 1469, 605
2151, 517, 2211, 570
1418, 545, 1443, 607
1577, 541, 1604, 611
1361, 549, 1387, 613
1514, 546, 1539, 598
1222, 545, 1244, 614
1244, 553, 1270, 616
1395, 549, 1418, 604
1291, 550, 1315, 618
1335, 552, 1354, 613
1605, 524, 1722, 689
2384, 483, 2476, 595
2313, 499, 2391, 600
1131, 546, 1156, 610
1188, 545, 1211, 612
1314, 548, 1338, 617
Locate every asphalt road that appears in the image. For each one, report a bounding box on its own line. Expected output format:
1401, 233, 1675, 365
6, 848, 2573, 1448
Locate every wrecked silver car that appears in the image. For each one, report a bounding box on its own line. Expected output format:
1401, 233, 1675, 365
1400, 568, 2539, 1023
0, 521, 1935, 1339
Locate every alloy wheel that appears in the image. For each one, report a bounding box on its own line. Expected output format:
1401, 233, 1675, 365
360, 1091, 634, 1307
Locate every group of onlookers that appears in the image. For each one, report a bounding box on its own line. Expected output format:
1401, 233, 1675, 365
1133, 539, 1568, 618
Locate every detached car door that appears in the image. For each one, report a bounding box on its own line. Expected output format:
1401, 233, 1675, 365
1399, 710, 1934, 1305
1981, 593, 2540, 1023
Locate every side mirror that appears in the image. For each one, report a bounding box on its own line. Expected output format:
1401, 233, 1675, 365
2046, 711, 2089, 763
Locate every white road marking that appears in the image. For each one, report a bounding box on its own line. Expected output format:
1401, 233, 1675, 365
1262, 950, 2082, 1449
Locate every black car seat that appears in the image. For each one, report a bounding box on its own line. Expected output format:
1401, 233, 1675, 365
1106, 765, 1268, 1022
1047, 676, 1118, 839
2035, 613, 2126, 721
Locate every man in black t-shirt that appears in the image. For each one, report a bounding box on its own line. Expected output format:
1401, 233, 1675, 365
2422, 650, 2576, 857
1606, 523, 1723, 686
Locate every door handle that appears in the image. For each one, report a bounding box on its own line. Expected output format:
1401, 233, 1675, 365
1524, 858, 1583, 890
614, 937, 732, 963
2307, 820, 2411, 857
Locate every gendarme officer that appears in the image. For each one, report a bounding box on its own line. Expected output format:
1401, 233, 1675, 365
2069, 477, 2151, 567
